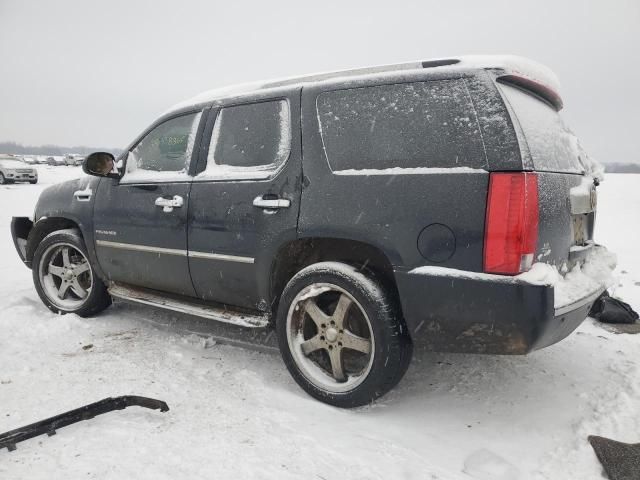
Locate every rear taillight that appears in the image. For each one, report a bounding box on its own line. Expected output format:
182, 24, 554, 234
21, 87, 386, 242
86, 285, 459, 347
484, 172, 539, 275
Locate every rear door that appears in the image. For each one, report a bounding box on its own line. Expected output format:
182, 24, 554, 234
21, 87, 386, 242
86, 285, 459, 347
497, 82, 596, 269
188, 92, 301, 310
94, 110, 205, 296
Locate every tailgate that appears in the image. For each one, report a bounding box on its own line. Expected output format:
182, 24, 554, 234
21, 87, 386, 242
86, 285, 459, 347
498, 81, 598, 271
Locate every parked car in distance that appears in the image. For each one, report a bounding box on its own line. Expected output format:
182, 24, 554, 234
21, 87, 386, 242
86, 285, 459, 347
22, 156, 38, 165
0, 155, 37, 184
10, 56, 614, 407
46, 156, 66, 166
64, 154, 85, 166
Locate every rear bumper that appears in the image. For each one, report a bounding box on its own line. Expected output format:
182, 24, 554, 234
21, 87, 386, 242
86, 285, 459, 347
394, 263, 608, 354
11, 216, 33, 268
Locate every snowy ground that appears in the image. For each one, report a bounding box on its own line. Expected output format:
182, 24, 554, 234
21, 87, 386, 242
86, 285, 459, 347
1, 166, 639, 479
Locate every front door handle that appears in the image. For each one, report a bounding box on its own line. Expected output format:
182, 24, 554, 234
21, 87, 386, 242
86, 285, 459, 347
155, 195, 184, 213
252, 196, 291, 210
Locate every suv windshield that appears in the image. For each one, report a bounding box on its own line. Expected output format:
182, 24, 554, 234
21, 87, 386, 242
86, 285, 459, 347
499, 82, 584, 174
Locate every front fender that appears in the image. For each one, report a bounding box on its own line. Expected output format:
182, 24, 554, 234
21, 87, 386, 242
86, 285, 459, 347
23, 176, 106, 280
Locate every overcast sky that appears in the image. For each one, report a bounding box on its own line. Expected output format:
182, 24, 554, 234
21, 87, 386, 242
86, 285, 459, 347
1, 0, 638, 162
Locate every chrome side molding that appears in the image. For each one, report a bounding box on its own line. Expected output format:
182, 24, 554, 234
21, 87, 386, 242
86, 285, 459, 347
95, 240, 255, 264
96, 240, 188, 256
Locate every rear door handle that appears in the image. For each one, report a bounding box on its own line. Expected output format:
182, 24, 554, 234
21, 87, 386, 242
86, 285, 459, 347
155, 195, 184, 213
252, 196, 290, 210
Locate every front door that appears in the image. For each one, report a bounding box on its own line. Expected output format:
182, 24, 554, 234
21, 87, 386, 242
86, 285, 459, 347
188, 93, 302, 310
94, 110, 204, 296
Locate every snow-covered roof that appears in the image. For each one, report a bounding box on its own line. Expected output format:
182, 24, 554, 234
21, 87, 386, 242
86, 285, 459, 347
165, 55, 561, 115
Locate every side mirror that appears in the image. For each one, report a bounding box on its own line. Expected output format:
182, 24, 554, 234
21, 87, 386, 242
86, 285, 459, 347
83, 152, 120, 178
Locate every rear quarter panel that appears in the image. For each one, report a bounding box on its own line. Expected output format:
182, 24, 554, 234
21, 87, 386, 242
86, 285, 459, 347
300, 77, 493, 272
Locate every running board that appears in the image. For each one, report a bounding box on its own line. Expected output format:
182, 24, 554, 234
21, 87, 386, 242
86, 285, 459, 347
108, 283, 269, 328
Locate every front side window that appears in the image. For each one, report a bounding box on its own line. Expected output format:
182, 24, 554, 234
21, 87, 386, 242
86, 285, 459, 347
317, 80, 487, 172
198, 100, 290, 180
123, 112, 202, 182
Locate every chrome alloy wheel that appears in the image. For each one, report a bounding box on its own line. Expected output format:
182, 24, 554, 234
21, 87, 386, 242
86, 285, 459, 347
38, 243, 93, 310
286, 283, 374, 393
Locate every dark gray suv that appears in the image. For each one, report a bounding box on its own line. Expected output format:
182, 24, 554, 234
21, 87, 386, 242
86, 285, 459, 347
11, 56, 614, 407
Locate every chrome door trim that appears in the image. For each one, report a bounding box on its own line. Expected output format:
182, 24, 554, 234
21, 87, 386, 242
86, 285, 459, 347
155, 195, 184, 213
96, 240, 255, 264
73, 187, 93, 202
96, 240, 187, 257
188, 251, 255, 264
252, 196, 291, 209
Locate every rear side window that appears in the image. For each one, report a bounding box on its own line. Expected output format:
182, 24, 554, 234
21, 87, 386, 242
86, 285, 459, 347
498, 83, 583, 174
200, 100, 291, 179
317, 80, 487, 172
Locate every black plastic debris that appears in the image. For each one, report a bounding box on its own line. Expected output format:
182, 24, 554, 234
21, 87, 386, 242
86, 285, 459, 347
589, 435, 640, 480
0, 396, 169, 452
589, 291, 639, 325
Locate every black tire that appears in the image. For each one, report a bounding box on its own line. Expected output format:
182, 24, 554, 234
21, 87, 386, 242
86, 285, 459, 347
276, 261, 412, 408
29, 179, 38, 184
32, 229, 111, 317
0, 173, 7, 184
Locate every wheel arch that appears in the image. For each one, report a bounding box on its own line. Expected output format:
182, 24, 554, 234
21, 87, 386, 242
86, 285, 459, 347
269, 237, 404, 324
26, 217, 83, 263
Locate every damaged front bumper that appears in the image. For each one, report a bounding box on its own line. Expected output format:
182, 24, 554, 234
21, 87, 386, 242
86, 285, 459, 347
394, 246, 615, 354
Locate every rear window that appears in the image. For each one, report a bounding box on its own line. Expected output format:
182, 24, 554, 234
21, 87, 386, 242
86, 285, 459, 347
317, 80, 487, 172
498, 83, 583, 174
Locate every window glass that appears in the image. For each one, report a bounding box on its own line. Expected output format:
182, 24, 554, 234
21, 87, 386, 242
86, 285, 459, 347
498, 83, 583, 174
124, 112, 201, 182
199, 100, 290, 180
0, 159, 23, 168
317, 80, 486, 172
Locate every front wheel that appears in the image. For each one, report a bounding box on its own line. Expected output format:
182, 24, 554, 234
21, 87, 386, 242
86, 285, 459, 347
276, 262, 412, 408
32, 229, 111, 316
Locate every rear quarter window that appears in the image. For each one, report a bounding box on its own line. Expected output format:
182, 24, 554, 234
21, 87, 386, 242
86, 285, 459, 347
498, 83, 584, 174
316, 80, 487, 172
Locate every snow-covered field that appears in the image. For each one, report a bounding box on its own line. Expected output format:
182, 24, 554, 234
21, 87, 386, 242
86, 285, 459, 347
1, 166, 639, 479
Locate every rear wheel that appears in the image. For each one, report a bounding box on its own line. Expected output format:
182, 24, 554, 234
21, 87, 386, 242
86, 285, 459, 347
32, 229, 111, 316
276, 262, 412, 408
